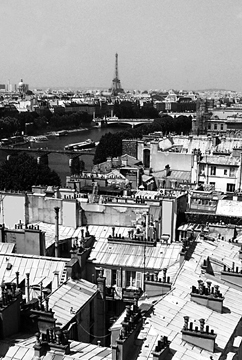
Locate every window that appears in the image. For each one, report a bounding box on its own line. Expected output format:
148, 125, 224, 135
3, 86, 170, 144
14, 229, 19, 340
230, 167, 236, 177
210, 166, 216, 175
126, 271, 136, 287
214, 123, 217, 130
221, 124, 224, 130
210, 182, 215, 189
111, 269, 117, 286
224, 169, 228, 175
199, 165, 205, 175
208, 123, 211, 130
227, 183, 235, 192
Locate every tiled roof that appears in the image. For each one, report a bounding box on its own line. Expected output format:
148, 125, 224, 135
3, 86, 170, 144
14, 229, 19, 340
48, 279, 97, 327
0, 253, 68, 288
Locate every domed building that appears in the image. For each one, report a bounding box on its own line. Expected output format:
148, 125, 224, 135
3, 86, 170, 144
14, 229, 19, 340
18, 79, 29, 94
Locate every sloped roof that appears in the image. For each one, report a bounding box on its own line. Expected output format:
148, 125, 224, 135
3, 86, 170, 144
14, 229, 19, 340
30, 222, 76, 249
89, 240, 181, 276
0, 243, 15, 254
216, 199, 242, 217
32, 223, 135, 244
191, 236, 241, 269
137, 244, 242, 359
0, 252, 68, 288
200, 155, 239, 166
154, 169, 191, 181
48, 279, 97, 327
1, 340, 112, 359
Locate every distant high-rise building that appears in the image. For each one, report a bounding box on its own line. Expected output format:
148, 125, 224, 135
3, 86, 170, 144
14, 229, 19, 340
110, 53, 124, 96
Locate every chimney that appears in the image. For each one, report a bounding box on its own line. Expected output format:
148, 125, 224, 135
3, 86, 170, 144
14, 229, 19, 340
26, 273, 30, 302
221, 263, 242, 287
112, 304, 143, 360
16, 271, 20, 288
97, 268, 106, 300
190, 280, 224, 313
34, 332, 45, 358
181, 316, 217, 352
179, 241, 187, 267
52, 271, 59, 291
144, 271, 171, 297
54, 207, 60, 257
165, 164, 170, 176
33, 329, 70, 357
95, 267, 107, 346
152, 336, 170, 360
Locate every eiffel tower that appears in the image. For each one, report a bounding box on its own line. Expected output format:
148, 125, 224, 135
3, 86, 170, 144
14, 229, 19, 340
110, 53, 124, 96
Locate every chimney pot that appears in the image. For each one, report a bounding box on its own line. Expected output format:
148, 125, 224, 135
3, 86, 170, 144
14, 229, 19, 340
183, 316, 189, 330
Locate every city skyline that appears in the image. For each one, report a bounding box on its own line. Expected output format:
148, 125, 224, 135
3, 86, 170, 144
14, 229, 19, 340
2, 0, 242, 91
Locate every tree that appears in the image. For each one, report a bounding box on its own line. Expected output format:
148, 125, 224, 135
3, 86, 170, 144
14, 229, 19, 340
0, 153, 61, 191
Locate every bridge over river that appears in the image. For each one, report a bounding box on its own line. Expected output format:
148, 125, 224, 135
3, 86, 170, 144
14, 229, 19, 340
0, 145, 96, 172
96, 117, 154, 127
0, 146, 96, 156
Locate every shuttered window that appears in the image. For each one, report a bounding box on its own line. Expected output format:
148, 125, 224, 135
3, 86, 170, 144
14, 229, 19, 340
136, 272, 142, 289
104, 268, 112, 287
116, 269, 122, 287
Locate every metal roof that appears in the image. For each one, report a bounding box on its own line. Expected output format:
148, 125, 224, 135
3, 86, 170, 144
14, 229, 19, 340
0, 252, 68, 288
137, 250, 242, 359
154, 169, 191, 181
33, 223, 135, 246
48, 279, 97, 328
200, 155, 239, 166
89, 240, 181, 274
193, 236, 241, 269
1, 340, 112, 359
0, 242, 15, 254
31, 222, 76, 249
216, 199, 242, 217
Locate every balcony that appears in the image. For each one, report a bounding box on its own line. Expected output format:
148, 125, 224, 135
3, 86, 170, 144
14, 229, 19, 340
105, 286, 142, 302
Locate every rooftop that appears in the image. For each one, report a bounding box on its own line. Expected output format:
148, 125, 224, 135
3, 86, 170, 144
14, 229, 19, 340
200, 155, 239, 166
0, 252, 68, 288
1, 339, 112, 360
137, 243, 242, 359
48, 278, 97, 328
89, 240, 181, 276
216, 199, 242, 217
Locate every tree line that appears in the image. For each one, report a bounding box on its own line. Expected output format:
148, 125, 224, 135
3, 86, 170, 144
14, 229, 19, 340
0, 110, 93, 138
0, 153, 61, 191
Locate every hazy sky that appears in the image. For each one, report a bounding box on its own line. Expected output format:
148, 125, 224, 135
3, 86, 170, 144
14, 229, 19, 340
2, 0, 242, 91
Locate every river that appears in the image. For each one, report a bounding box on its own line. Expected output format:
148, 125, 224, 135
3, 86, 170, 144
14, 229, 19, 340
10, 125, 128, 186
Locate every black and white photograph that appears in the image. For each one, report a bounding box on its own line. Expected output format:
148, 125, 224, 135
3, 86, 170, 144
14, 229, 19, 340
0, 1, 242, 359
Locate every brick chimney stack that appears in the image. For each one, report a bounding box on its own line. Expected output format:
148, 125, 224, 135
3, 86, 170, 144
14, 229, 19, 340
181, 316, 217, 352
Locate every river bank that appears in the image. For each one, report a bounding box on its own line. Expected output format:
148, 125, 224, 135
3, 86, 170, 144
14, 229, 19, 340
25, 124, 129, 186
